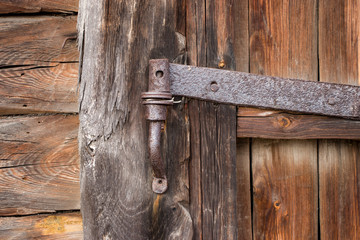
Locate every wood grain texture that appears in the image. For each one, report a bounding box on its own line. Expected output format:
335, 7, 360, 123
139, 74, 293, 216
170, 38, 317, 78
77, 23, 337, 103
0, 0, 78, 14
319, 0, 360, 238
319, 140, 360, 239
237, 109, 360, 139
236, 138, 252, 239
0, 115, 80, 216
250, 0, 318, 239
0, 16, 78, 114
252, 139, 318, 239
187, 0, 251, 239
78, 1, 191, 239
0, 212, 83, 240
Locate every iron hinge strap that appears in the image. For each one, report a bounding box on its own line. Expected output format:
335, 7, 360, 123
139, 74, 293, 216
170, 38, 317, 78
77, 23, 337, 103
143, 59, 360, 194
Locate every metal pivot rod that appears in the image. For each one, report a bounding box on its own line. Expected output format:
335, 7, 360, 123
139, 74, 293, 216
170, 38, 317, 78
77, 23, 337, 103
143, 59, 360, 194
141, 59, 173, 194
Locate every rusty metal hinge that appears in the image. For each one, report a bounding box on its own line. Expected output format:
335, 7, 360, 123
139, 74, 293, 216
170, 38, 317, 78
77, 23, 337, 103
143, 59, 360, 194
141, 60, 173, 194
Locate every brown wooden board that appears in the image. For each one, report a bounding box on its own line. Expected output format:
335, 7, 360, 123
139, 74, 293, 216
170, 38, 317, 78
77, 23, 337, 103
78, 1, 191, 239
0, 114, 80, 216
187, 0, 251, 239
237, 108, 360, 139
0, 0, 78, 14
0, 212, 83, 239
250, 0, 318, 239
319, 0, 360, 238
0, 16, 78, 114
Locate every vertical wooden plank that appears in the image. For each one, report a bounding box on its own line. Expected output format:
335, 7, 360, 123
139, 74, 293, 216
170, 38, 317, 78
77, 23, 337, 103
249, 0, 319, 239
78, 1, 191, 239
236, 139, 252, 239
319, 0, 360, 238
186, 1, 206, 238
187, 0, 251, 239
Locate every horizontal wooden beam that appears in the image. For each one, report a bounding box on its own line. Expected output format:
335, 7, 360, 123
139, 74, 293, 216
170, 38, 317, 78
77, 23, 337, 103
0, 16, 78, 114
0, 0, 78, 14
237, 108, 360, 139
0, 114, 80, 216
0, 212, 83, 239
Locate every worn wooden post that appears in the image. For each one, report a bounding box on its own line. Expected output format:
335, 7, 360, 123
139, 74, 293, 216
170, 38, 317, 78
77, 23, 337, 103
77, 1, 191, 238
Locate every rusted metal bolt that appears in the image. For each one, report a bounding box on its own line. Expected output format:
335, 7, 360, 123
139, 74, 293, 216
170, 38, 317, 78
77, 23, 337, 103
328, 97, 336, 105
210, 81, 219, 92
218, 60, 225, 68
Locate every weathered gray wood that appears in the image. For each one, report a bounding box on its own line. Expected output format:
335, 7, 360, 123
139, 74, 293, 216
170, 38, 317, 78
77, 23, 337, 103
78, 0, 191, 239
0, 115, 80, 216
187, 0, 250, 239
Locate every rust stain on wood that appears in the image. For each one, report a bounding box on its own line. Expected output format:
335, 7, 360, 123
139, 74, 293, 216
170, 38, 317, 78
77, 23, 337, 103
35, 215, 83, 235
0, 212, 83, 239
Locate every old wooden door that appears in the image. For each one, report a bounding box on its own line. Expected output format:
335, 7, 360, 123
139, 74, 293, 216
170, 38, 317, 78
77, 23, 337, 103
78, 0, 359, 239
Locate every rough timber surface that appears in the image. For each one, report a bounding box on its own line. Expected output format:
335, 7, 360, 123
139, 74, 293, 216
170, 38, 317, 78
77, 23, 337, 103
0, 114, 80, 216
237, 108, 360, 139
78, 0, 191, 239
0, 212, 83, 240
0, 0, 78, 14
319, 0, 360, 238
187, 0, 251, 239
0, 16, 78, 114
250, 0, 319, 239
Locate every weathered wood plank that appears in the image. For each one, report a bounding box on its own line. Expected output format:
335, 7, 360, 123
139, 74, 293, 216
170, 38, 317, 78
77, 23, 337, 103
78, 1, 191, 239
0, 212, 83, 240
250, 0, 318, 239
0, 115, 80, 216
187, 0, 250, 239
319, 141, 360, 239
252, 139, 318, 239
0, 16, 78, 114
319, 0, 360, 238
236, 138, 252, 239
0, 0, 78, 14
237, 109, 360, 139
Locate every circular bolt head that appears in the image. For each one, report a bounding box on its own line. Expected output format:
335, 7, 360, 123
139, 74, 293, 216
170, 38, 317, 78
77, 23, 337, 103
210, 82, 219, 92
152, 177, 167, 194
328, 97, 336, 105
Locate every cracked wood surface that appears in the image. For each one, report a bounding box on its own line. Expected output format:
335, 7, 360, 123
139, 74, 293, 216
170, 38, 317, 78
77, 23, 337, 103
0, 115, 80, 216
78, 0, 192, 239
0, 16, 78, 114
0, 0, 78, 14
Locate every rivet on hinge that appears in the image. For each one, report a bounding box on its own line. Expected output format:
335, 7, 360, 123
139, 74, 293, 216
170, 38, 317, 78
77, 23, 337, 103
141, 59, 172, 194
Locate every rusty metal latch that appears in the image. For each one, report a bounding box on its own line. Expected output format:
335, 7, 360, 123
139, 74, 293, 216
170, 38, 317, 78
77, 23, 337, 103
141, 59, 173, 194
143, 59, 360, 194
